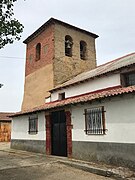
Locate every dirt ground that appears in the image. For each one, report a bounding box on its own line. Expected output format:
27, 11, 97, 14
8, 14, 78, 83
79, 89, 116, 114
0, 143, 112, 180
0, 162, 113, 180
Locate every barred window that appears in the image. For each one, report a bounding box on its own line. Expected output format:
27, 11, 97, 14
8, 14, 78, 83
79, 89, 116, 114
85, 107, 106, 135
28, 114, 38, 134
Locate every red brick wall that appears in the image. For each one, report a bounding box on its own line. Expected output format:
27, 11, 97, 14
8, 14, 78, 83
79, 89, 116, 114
25, 24, 55, 76
45, 114, 51, 155
65, 111, 72, 157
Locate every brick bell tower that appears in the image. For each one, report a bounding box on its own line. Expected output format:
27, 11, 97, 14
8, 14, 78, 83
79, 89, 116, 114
21, 18, 98, 110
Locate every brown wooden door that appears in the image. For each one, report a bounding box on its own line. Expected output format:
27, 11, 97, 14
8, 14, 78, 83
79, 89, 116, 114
0, 122, 11, 142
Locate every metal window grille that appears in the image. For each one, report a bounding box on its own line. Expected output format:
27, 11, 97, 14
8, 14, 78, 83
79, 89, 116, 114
85, 107, 106, 135
28, 114, 38, 134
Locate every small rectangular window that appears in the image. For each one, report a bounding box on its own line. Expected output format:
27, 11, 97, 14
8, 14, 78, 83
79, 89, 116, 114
85, 106, 106, 135
28, 114, 38, 134
58, 92, 65, 100
122, 72, 135, 87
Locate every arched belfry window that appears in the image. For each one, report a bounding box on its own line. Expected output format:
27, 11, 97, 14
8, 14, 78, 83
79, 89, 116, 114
36, 43, 41, 60
65, 35, 73, 57
80, 41, 87, 60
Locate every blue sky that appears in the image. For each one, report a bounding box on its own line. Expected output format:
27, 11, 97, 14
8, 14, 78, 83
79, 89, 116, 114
0, 0, 135, 112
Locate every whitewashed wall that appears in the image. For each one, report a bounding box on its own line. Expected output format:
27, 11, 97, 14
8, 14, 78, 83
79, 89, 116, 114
11, 111, 46, 140
71, 94, 135, 143
51, 73, 120, 101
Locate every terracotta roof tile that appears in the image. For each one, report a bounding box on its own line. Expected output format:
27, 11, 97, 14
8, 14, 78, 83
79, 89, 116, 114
11, 86, 135, 117
0, 113, 14, 121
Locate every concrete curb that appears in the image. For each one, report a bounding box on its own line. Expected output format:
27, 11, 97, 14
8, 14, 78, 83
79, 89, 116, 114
58, 160, 135, 180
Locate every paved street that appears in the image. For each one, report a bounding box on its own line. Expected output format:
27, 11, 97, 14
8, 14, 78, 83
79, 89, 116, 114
0, 143, 112, 180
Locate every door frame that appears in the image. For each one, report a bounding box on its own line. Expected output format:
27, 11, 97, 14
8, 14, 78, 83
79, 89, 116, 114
51, 110, 67, 156
45, 110, 72, 157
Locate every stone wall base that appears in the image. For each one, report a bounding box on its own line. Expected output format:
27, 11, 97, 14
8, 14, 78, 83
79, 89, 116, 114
11, 139, 46, 154
11, 140, 135, 170
72, 141, 135, 170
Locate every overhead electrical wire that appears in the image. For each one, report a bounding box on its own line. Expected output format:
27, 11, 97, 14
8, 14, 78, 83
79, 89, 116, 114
0, 56, 25, 60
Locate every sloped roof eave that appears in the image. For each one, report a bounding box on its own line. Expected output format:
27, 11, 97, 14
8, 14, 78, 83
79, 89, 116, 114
50, 53, 135, 92
23, 18, 98, 44
0, 112, 14, 121
10, 86, 135, 118
50, 63, 135, 92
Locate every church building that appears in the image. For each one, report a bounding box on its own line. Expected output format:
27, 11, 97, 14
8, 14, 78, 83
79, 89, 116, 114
11, 18, 135, 170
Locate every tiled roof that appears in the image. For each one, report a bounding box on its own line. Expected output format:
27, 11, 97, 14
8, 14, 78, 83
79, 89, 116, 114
23, 18, 98, 44
51, 53, 135, 92
0, 113, 14, 121
11, 85, 135, 117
